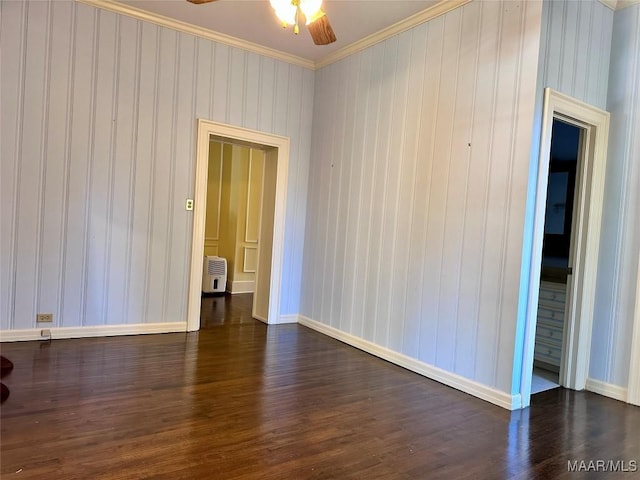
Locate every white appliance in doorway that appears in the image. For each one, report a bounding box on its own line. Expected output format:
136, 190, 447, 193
202, 256, 227, 294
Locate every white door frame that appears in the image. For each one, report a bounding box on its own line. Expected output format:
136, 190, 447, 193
186, 119, 290, 331
628, 255, 640, 406
520, 88, 610, 406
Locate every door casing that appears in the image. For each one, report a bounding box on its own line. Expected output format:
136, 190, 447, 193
519, 88, 610, 407
187, 119, 289, 330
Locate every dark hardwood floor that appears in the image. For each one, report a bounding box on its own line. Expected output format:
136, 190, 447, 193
1, 293, 638, 479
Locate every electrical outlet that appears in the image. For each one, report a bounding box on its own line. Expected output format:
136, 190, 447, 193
185, 198, 194, 211
36, 313, 53, 323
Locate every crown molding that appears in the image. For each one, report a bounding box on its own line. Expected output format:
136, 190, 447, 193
315, 0, 473, 69
75, 0, 315, 70
71, 0, 632, 72
616, 0, 640, 9
599, 0, 618, 9
77, 0, 472, 71
599, 0, 640, 10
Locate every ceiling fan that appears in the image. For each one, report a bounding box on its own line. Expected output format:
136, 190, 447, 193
186, 0, 337, 45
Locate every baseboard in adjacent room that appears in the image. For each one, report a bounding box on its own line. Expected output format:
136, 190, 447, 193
227, 280, 255, 294
297, 315, 520, 410
0, 322, 187, 342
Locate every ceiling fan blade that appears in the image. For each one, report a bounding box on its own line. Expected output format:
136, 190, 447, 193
186, 0, 217, 4
307, 11, 336, 45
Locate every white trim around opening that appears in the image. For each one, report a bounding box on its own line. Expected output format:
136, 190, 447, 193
519, 88, 610, 408
628, 254, 640, 406
186, 119, 290, 331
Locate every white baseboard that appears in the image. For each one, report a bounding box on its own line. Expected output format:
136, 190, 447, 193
252, 314, 297, 325
585, 377, 628, 402
298, 315, 519, 410
274, 314, 299, 325
227, 280, 255, 294
253, 314, 268, 324
0, 322, 187, 342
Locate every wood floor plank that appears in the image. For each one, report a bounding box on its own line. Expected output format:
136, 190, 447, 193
1, 293, 639, 479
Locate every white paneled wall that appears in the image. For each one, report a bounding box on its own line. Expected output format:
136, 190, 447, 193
592, 3, 640, 387
0, 0, 313, 331
537, 0, 613, 110
302, 0, 543, 395
514, 0, 615, 399
532, 0, 640, 390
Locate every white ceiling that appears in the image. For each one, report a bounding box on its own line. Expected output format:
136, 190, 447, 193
115, 0, 440, 63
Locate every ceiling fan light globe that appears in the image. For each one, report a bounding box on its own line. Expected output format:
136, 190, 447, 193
270, 0, 296, 25
300, 0, 323, 23
306, 9, 325, 25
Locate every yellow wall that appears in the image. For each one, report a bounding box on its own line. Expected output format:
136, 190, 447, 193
204, 141, 264, 293
204, 142, 223, 257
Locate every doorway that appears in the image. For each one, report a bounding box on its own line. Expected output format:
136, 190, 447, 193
187, 120, 290, 331
531, 119, 580, 394
204, 141, 267, 297
519, 88, 610, 408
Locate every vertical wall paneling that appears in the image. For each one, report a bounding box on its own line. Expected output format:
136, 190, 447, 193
228, 49, 246, 127
194, 38, 212, 121
257, 57, 275, 134
212, 44, 229, 123
345, 49, 373, 340
514, 0, 614, 400
477, 0, 516, 389
108, 15, 137, 325
467, 0, 501, 384
302, 0, 543, 396
62, 3, 94, 327
449, 1, 481, 377
537, 0, 613, 110
16, 0, 49, 329
317, 62, 340, 328
354, 45, 379, 342
291, 66, 315, 314
303, 65, 323, 321
358, 46, 382, 343
330, 55, 356, 334
126, 20, 157, 328
432, 8, 463, 372
37, 0, 57, 326
87, 9, 118, 326
417, 18, 445, 366
503, 0, 549, 396
273, 62, 290, 135
591, 3, 640, 387
1, 0, 313, 333
160, 30, 181, 325
370, 37, 398, 345
282, 65, 302, 311
385, 30, 413, 353
0, 1, 24, 330
401, 24, 429, 360
340, 53, 365, 337
522, 0, 640, 396
243, 53, 260, 131
53, 1, 76, 328
494, 0, 537, 392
